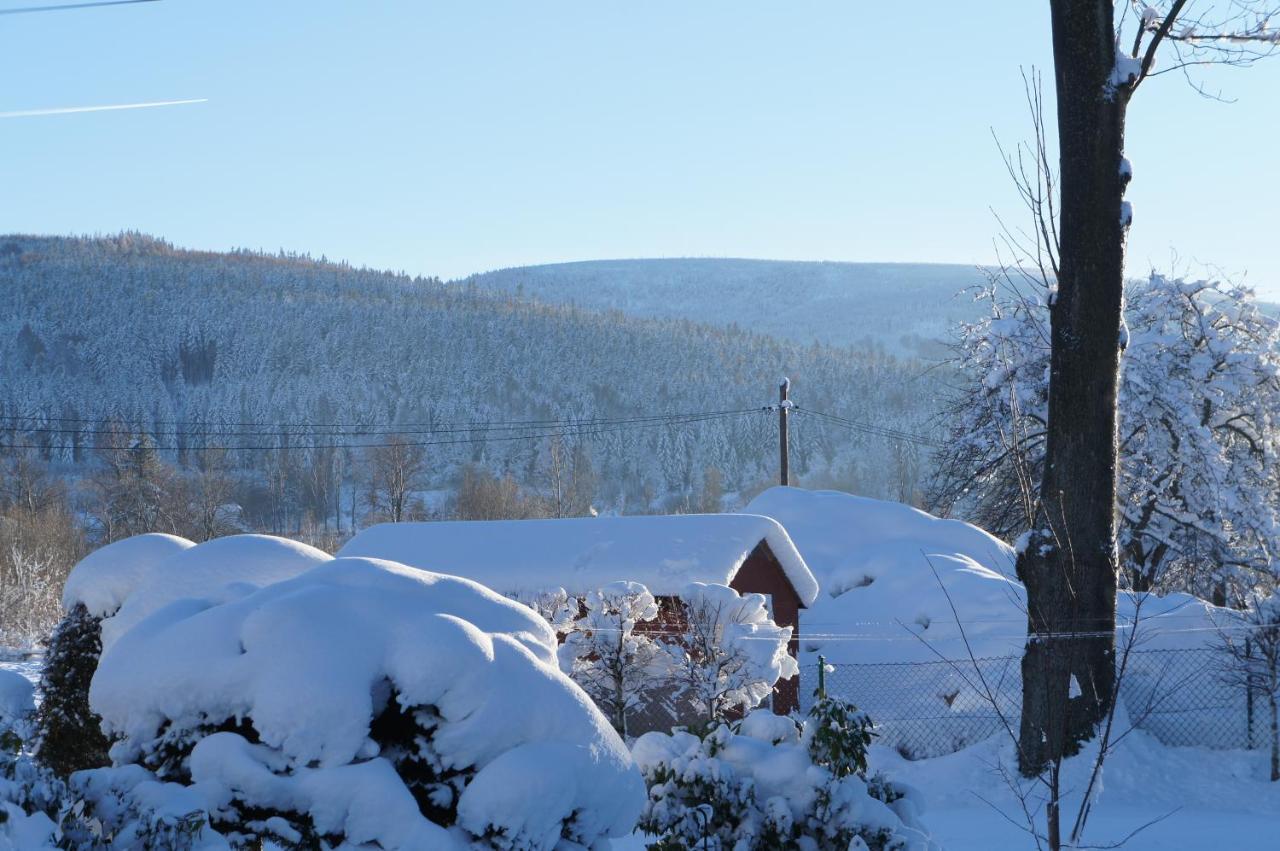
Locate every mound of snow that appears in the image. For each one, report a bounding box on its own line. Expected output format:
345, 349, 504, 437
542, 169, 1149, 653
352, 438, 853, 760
746, 486, 1016, 592
742, 488, 1224, 664
100, 534, 331, 650
89, 556, 644, 849
743, 488, 1022, 663
0, 670, 34, 726
61, 533, 195, 617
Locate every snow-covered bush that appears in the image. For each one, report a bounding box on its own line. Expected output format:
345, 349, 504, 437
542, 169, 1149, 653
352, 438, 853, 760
0, 670, 65, 850
665, 583, 799, 730
633, 702, 934, 851
807, 692, 875, 779
511, 587, 577, 634
558, 581, 669, 737
83, 556, 645, 849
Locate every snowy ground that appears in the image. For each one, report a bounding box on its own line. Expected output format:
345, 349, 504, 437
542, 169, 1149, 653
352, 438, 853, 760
0, 651, 41, 695
877, 728, 1280, 851
5, 646, 1276, 851
616, 723, 1279, 851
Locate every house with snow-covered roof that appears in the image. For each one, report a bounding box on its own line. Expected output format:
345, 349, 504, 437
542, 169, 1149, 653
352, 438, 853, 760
338, 513, 819, 714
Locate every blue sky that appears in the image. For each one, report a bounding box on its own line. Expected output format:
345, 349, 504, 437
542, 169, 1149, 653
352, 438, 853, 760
2, 1, 1277, 294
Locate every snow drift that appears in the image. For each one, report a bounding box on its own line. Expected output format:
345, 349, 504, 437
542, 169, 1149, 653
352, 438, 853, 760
97, 534, 331, 650
743, 487, 1226, 665
744, 487, 1023, 663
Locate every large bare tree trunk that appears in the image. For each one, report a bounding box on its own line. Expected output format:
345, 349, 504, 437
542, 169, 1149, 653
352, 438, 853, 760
1018, 0, 1128, 775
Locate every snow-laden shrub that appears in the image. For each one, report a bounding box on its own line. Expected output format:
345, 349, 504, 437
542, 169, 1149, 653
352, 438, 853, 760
665, 582, 799, 730
95, 534, 330, 651
558, 581, 669, 737
83, 556, 645, 849
0, 670, 65, 850
60, 533, 196, 622
633, 699, 935, 851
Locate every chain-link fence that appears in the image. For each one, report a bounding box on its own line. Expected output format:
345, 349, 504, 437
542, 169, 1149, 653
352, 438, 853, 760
802, 648, 1274, 759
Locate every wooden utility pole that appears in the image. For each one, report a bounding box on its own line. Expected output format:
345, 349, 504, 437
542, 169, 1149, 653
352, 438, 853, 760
778, 377, 790, 486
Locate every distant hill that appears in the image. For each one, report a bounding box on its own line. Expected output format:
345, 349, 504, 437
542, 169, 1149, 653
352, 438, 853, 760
0, 235, 945, 512
459, 259, 990, 357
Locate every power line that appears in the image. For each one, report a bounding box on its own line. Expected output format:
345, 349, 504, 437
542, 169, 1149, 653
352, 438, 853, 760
795, 407, 941, 449
0, 407, 764, 434
0, 409, 765, 453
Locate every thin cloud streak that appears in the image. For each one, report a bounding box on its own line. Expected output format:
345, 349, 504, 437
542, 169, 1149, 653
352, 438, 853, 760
0, 97, 207, 118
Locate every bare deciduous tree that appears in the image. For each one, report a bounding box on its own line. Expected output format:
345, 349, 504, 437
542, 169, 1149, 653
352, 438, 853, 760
453, 464, 547, 521
364, 435, 426, 523
84, 428, 183, 543
188, 447, 239, 542
1215, 592, 1280, 782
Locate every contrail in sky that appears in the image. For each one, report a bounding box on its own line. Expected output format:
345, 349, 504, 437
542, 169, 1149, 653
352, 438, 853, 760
0, 0, 159, 15
0, 97, 207, 119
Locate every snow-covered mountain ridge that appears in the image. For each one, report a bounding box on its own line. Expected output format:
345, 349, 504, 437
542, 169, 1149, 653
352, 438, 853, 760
463, 258, 1280, 355
0, 234, 943, 505
460, 258, 992, 356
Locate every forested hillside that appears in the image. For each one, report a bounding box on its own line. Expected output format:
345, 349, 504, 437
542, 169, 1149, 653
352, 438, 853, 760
0, 235, 943, 524
462, 258, 989, 356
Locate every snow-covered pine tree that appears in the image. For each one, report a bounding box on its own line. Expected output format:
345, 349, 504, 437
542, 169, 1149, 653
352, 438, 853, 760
33, 603, 111, 778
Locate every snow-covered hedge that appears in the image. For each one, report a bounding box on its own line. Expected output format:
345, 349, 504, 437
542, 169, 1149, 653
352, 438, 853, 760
633, 700, 935, 851
82, 556, 645, 849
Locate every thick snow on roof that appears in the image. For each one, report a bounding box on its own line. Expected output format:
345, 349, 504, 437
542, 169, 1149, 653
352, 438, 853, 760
742, 487, 1021, 662
746, 486, 1016, 591
90, 556, 643, 849
338, 514, 820, 607
100, 534, 331, 651
742, 487, 1226, 664
62, 533, 196, 617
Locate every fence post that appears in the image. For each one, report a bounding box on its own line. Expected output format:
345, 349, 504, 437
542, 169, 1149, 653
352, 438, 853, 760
1246, 637, 1256, 750
817, 654, 826, 700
